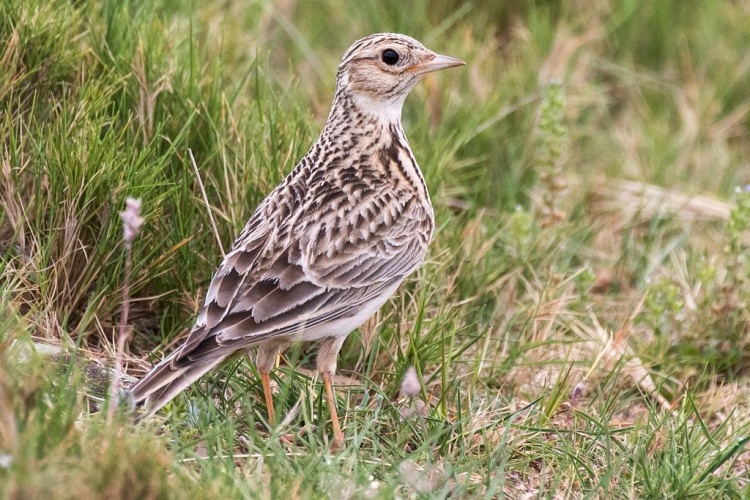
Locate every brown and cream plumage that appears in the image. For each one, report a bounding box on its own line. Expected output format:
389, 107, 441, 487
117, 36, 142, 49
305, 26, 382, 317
127, 33, 464, 448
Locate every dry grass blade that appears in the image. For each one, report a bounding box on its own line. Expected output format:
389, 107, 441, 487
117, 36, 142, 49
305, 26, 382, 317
591, 179, 731, 224
189, 148, 226, 257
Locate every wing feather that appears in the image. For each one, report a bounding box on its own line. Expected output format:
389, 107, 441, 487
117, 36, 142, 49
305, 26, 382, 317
176, 188, 431, 363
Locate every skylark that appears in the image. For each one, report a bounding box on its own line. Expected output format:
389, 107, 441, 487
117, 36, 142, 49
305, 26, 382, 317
127, 33, 464, 448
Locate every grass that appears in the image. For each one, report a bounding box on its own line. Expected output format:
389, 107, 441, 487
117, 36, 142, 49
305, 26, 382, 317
1, 0, 750, 497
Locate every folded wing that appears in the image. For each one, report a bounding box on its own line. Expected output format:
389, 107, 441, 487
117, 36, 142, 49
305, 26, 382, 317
174, 192, 431, 364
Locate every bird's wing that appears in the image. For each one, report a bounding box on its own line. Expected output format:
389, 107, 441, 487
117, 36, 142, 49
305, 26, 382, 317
175, 192, 431, 362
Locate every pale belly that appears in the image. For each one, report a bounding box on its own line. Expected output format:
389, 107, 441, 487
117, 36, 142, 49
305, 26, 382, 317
289, 280, 403, 343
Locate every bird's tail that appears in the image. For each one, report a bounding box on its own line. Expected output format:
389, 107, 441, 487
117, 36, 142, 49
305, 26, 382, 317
126, 348, 224, 421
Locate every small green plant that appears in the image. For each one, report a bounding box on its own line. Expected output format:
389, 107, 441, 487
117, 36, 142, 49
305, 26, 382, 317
640, 186, 750, 376
534, 82, 568, 226
718, 185, 750, 317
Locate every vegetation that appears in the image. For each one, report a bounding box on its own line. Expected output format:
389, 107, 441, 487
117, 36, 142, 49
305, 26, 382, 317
2, 0, 749, 497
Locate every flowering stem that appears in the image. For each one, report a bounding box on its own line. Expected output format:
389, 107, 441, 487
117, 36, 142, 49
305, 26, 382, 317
107, 241, 133, 424
107, 198, 143, 425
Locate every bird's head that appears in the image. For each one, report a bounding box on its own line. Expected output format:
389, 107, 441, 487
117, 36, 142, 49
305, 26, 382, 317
334, 33, 465, 121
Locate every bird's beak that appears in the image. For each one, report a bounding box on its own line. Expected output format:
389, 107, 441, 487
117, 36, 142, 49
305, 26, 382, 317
409, 53, 466, 74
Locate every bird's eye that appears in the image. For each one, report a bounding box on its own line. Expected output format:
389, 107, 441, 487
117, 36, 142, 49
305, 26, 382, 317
381, 49, 400, 66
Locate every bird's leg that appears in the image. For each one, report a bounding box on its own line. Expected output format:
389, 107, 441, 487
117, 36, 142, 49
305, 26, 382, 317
260, 371, 276, 425
256, 342, 284, 426
317, 336, 347, 450
321, 371, 343, 450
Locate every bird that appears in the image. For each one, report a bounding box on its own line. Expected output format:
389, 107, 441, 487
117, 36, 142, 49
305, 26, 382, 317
127, 33, 464, 449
